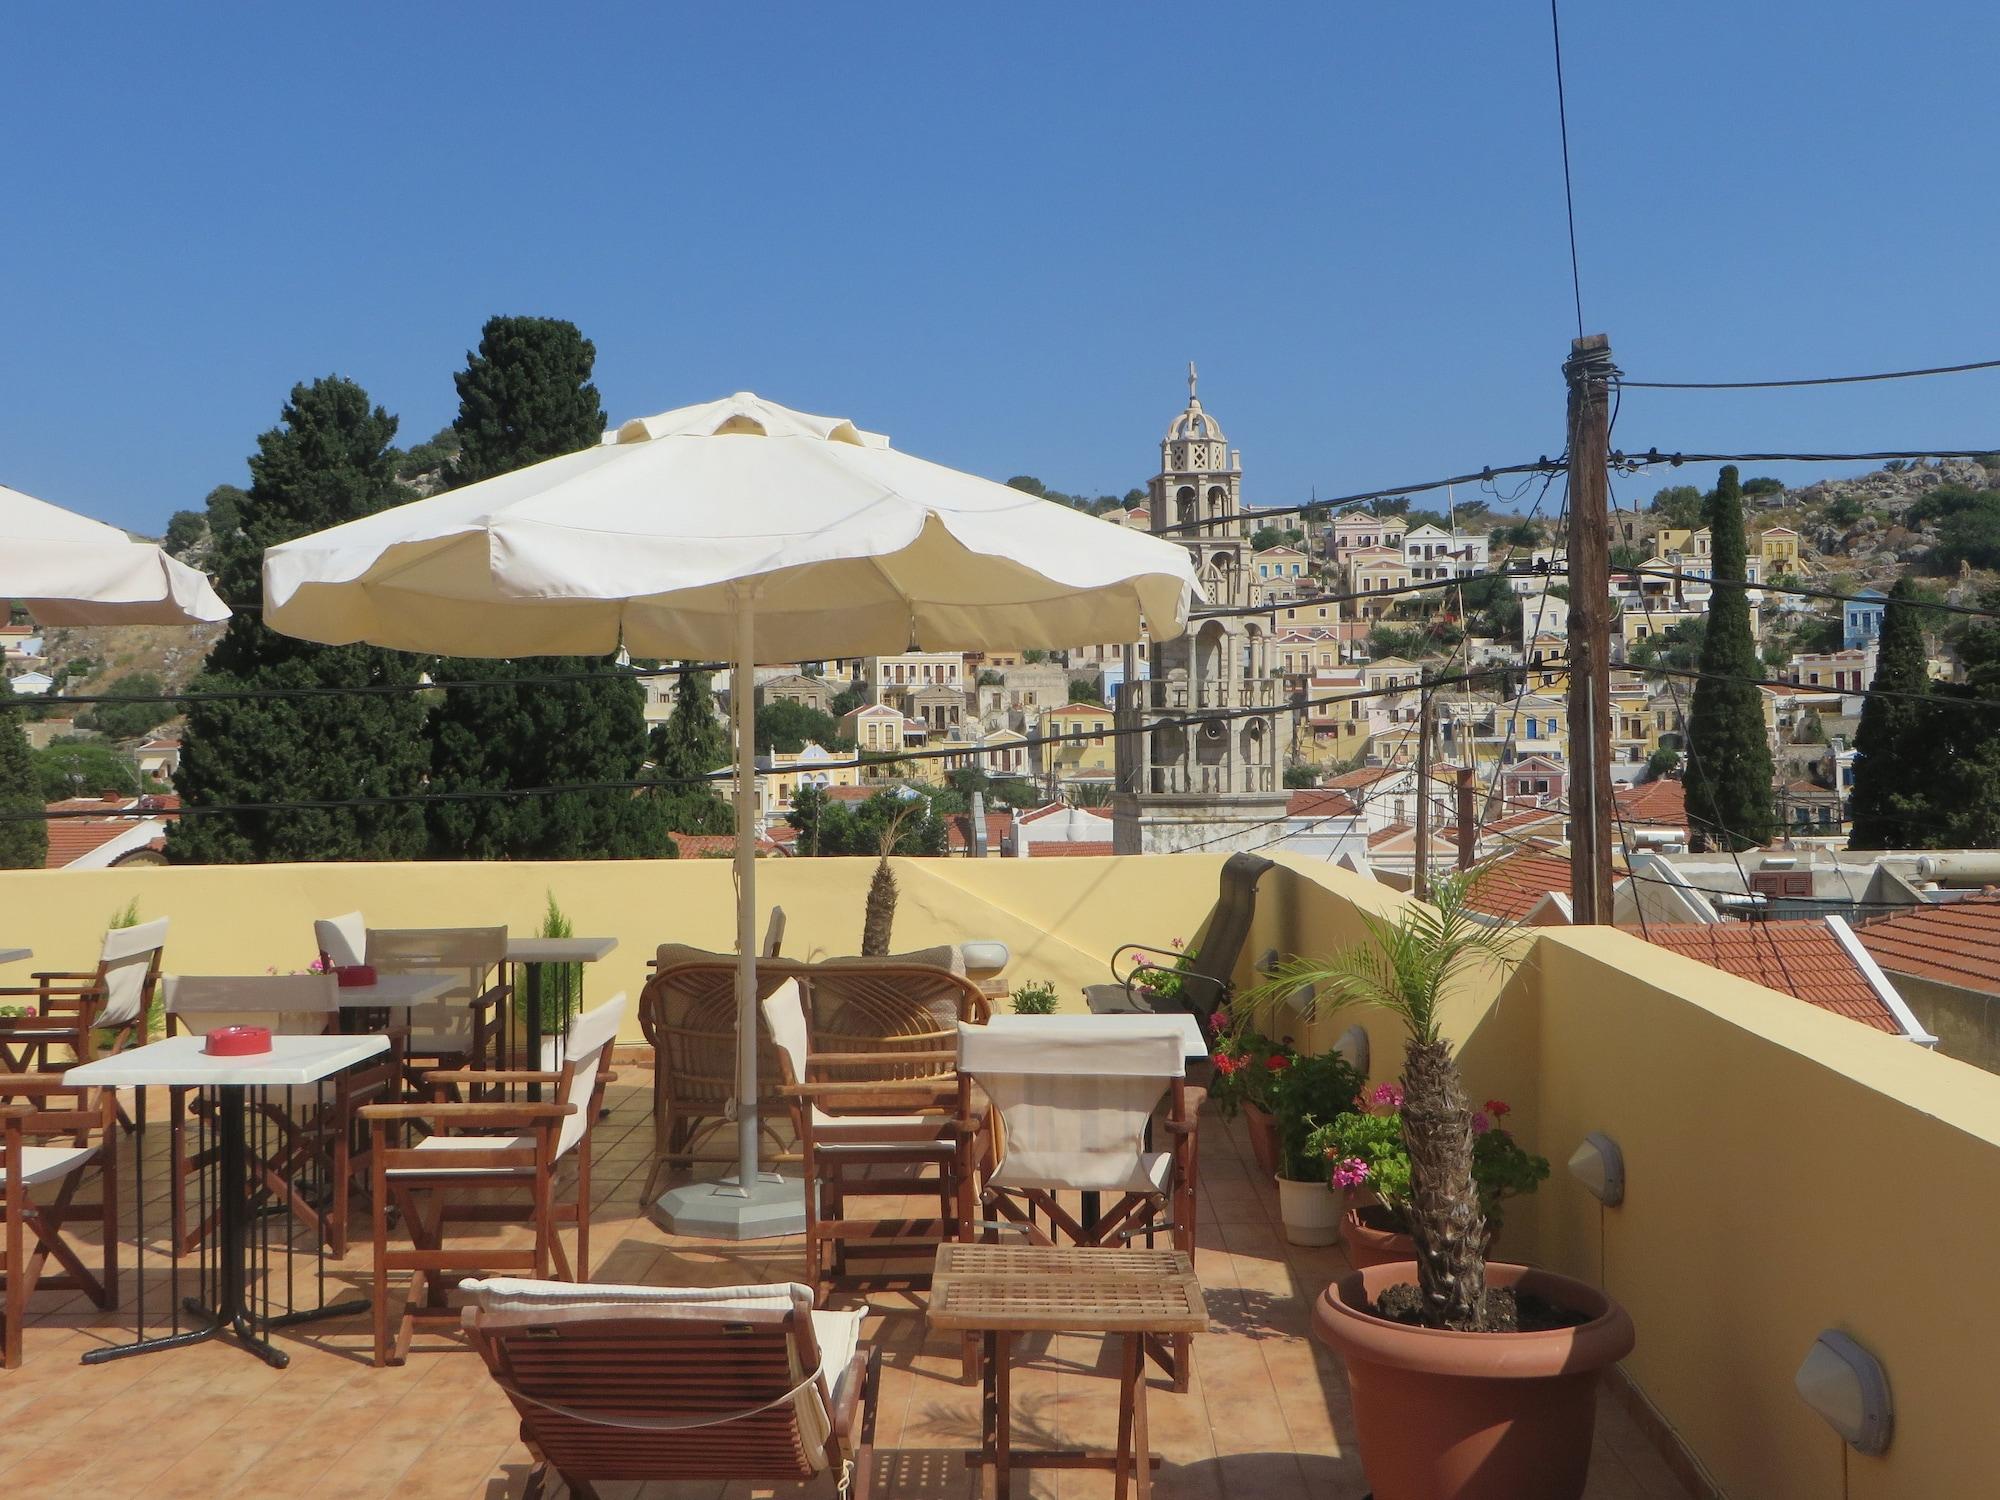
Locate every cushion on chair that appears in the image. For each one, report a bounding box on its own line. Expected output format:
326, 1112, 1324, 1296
387, 1134, 537, 1177
0, 1144, 98, 1189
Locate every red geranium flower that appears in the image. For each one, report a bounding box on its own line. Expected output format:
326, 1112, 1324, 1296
1484, 1098, 1511, 1118
1214, 1054, 1242, 1076
1265, 1054, 1290, 1071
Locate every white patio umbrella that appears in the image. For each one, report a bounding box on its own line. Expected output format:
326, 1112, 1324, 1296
0, 483, 230, 625
262, 391, 1198, 1235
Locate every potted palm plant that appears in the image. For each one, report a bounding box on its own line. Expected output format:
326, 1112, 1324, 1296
1251, 870, 1634, 1500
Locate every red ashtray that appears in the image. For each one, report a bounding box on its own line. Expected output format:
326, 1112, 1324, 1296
335, 964, 378, 988
205, 1025, 272, 1056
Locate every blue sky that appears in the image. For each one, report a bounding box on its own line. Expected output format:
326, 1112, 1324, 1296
4, 2, 1997, 535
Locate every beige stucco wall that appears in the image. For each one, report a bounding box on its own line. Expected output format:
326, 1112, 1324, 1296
1883, 969, 2000, 1075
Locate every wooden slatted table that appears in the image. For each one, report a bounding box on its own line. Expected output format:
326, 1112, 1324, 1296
929, 1244, 1206, 1499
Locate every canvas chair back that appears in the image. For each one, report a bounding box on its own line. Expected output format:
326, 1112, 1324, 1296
97, 917, 169, 1029
958, 1019, 1184, 1193
555, 994, 624, 1161
459, 1277, 846, 1477
314, 912, 366, 970
164, 973, 339, 1037
761, 906, 786, 958
759, 980, 809, 1094
366, 926, 505, 1055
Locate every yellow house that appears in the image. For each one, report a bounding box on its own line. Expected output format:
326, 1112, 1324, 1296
1760, 526, 1802, 576
1526, 634, 1569, 693
1038, 701, 1115, 779
1500, 693, 1568, 760
1346, 546, 1411, 619
721, 740, 863, 825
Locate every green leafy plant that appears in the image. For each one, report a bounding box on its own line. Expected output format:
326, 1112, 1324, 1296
1205, 1004, 1291, 1119
1009, 981, 1059, 1015
522, 890, 583, 1033
1130, 939, 1198, 1006
1248, 869, 1524, 1331
1307, 1087, 1547, 1232
1265, 1047, 1367, 1182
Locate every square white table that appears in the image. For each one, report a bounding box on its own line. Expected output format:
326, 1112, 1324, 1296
334, 972, 456, 1010
988, 1012, 1209, 1061
67, 1034, 389, 1368
504, 936, 618, 1099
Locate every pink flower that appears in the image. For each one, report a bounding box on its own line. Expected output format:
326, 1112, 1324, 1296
1370, 1083, 1404, 1111
1472, 1112, 1491, 1135
1210, 1006, 1231, 1031
1265, 1054, 1290, 1072
1170, 937, 1184, 950
1214, 1054, 1242, 1076
1484, 1098, 1511, 1118
1330, 1157, 1371, 1189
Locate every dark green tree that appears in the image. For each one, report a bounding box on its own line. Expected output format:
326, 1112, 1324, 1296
1848, 578, 1938, 850
164, 510, 207, 556
1682, 467, 1775, 851
425, 316, 667, 860
79, 673, 169, 741
168, 377, 432, 863
648, 667, 732, 837
0, 678, 46, 869
1648, 484, 1705, 530
203, 483, 247, 543
33, 738, 145, 802
755, 699, 852, 754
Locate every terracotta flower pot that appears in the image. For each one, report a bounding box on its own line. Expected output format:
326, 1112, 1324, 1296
1243, 1102, 1280, 1178
1315, 1261, 1635, 1500
1276, 1177, 1345, 1246
1340, 1203, 1500, 1269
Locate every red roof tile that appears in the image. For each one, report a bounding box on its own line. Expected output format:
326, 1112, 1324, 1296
1026, 840, 1116, 858
946, 812, 1012, 852
1855, 900, 2000, 997
1366, 821, 1411, 850
1630, 921, 1900, 1034
1468, 853, 1575, 920
1286, 789, 1357, 818
1614, 779, 1685, 828
44, 818, 144, 869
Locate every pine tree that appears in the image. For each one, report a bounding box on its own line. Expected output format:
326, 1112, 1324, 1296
648, 667, 733, 836
168, 378, 432, 863
1682, 467, 1776, 852
0, 677, 47, 870
1848, 578, 1935, 850
425, 316, 668, 859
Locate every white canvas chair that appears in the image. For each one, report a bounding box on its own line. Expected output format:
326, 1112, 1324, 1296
1, 1075, 118, 1368
956, 1017, 1200, 1389
313, 911, 366, 970
0, 917, 168, 1079
460, 1276, 877, 1500
162, 973, 401, 1257
363, 993, 623, 1365
364, 925, 508, 1088
761, 980, 973, 1305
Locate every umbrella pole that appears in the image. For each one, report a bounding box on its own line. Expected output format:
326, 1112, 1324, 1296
651, 584, 806, 1240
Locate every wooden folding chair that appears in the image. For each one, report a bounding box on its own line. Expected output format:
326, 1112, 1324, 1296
956, 1018, 1200, 1390
460, 1277, 878, 1500
162, 973, 402, 1258
2, 1076, 118, 1368
0, 919, 167, 1128
362, 994, 622, 1365
364, 926, 508, 1091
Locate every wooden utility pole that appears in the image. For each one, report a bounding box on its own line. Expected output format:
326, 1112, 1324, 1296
1564, 333, 1617, 923
1456, 765, 1477, 872
1413, 669, 1434, 901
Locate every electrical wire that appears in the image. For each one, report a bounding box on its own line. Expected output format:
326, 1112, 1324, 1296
1549, 0, 1584, 338
1619, 357, 2000, 391
1152, 459, 1563, 538
1612, 446, 2000, 470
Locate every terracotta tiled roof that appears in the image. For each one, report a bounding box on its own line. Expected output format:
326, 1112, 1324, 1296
1026, 840, 1116, 858
44, 818, 144, 869
1614, 779, 1685, 828
945, 812, 1012, 853
1468, 853, 1576, 921
1856, 900, 2000, 997
1631, 921, 1901, 1034
1327, 766, 1398, 792
824, 785, 876, 803
1286, 789, 1357, 818
669, 832, 785, 858
1366, 822, 1411, 850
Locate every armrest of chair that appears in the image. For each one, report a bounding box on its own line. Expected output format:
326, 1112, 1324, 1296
0, 983, 95, 1000
360, 1101, 572, 1126
780, 1078, 954, 1100
806, 1049, 959, 1068
830, 1345, 881, 1445
422, 1069, 563, 1087
0, 1075, 98, 1100
28, 971, 99, 983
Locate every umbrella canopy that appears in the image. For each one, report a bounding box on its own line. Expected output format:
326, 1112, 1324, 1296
261, 391, 1199, 1234
263, 392, 1194, 659
0, 483, 230, 626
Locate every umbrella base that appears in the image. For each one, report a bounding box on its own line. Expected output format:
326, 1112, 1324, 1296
651, 1171, 809, 1241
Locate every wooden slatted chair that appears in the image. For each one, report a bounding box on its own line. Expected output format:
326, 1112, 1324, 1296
956, 1017, 1201, 1390
460, 1276, 878, 1500
362, 994, 622, 1366
637, 952, 808, 1203
162, 973, 401, 1258
364, 926, 508, 1092
2, 1076, 118, 1368
762, 976, 980, 1301
0, 918, 168, 1089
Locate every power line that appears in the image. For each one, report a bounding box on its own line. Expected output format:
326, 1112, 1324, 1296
1548, 0, 1584, 338
1613, 446, 2000, 470
1619, 357, 2000, 392
1152, 459, 1563, 537
12, 661, 730, 708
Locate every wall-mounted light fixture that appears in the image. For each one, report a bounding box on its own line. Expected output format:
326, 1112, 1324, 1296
1334, 1024, 1370, 1077
1567, 1131, 1625, 1206
1795, 1330, 1892, 1455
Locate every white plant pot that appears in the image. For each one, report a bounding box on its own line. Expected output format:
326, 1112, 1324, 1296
1276, 1175, 1345, 1246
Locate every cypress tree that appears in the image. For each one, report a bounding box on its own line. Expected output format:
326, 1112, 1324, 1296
1847, 579, 1934, 849
168, 378, 431, 863
426, 316, 668, 859
1682, 467, 1775, 851
0, 677, 47, 870
648, 667, 734, 836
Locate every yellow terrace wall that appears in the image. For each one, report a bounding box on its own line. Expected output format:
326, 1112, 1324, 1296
0, 854, 1228, 1037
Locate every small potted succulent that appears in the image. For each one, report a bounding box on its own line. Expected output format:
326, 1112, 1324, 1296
1307, 1085, 1548, 1269
1205, 1005, 1291, 1177
1265, 1047, 1366, 1246
1250, 869, 1634, 1500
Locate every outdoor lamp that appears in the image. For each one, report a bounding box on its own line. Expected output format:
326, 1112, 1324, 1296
1567, 1131, 1625, 1206
1795, 1330, 1893, 1455
1334, 1024, 1370, 1076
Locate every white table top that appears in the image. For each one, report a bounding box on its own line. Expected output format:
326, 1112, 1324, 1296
65, 1033, 390, 1088
507, 936, 618, 964
989, 1012, 1208, 1061
335, 973, 456, 1008
0, 947, 30, 966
